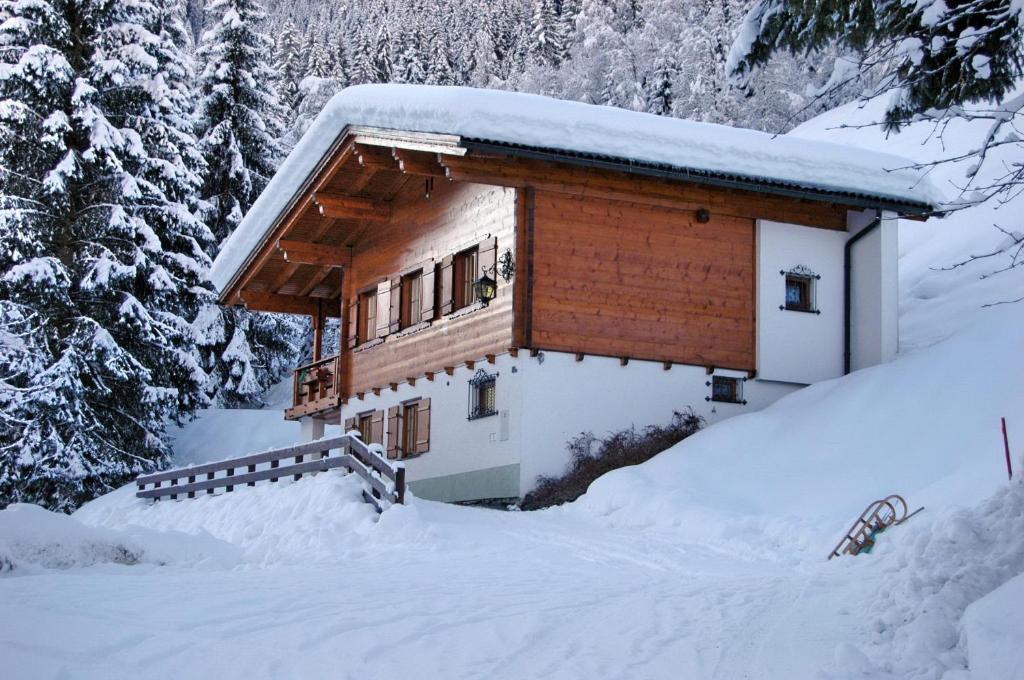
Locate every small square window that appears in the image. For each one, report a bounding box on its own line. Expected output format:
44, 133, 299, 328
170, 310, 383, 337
711, 376, 743, 404
785, 274, 814, 312
468, 370, 497, 420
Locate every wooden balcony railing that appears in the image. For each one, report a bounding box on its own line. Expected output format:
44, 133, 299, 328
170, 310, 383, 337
286, 354, 342, 420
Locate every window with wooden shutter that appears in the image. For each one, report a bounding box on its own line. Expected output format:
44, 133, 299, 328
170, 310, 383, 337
357, 289, 377, 345
453, 247, 479, 310
415, 398, 431, 454
400, 269, 422, 329
388, 276, 401, 333
439, 254, 454, 315
346, 299, 359, 349
386, 406, 399, 459
354, 412, 371, 443
478, 236, 497, 286
402, 401, 418, 456
420, 262, 435, 322
370, 409, 384, 445
375, 280, 391, 339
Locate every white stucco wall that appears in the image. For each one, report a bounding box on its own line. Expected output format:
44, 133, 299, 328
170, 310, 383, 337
757, 220, 848, 383
336, 352, 524, 499
848, 209, 899, 371
515, 352, 798, 495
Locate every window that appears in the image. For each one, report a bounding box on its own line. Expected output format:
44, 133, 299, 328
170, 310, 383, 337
468, 369, 497, 420
453, 247, 479, 311
711, 376, 744, 404
387, 398, 430, 459
782, 266, 819, 313
400, 270, 422, 329
402, 402, 418, 456
358, 412, 374, 443
358, 289, 377, 344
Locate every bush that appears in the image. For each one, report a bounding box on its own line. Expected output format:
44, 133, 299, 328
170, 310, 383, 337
519, 409, 704, 510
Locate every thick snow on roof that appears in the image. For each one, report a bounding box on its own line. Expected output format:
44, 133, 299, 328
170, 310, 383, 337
211, 85, 940, 294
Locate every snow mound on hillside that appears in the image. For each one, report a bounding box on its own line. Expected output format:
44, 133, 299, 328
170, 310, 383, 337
568, 302, 1024, 558
826, 477, 1024, 679
0, 504, 239, 573
75, 470, 422, 565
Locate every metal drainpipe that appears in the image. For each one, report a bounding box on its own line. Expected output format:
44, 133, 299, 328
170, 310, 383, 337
844, 214, 883, 375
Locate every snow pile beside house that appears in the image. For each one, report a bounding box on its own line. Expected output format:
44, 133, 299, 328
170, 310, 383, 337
211, 84, 939, 292
568, 301, 1023, 556
0, 503, 239, 573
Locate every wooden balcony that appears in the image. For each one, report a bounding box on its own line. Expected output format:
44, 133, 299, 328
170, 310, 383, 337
285, 354, 342, 420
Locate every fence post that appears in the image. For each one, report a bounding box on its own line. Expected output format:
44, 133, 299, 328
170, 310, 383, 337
396, 466, 406, 505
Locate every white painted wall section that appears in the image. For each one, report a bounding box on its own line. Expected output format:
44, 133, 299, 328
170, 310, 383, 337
757, 220, 847, 383
848, 209, 900, 372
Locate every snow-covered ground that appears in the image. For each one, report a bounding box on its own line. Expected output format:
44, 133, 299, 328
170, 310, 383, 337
1, 97, 1022, 679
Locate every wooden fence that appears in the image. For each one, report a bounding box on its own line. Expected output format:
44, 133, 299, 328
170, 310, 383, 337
135, 434, 405, 513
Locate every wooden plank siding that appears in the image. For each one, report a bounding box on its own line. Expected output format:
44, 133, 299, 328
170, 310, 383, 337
529, 190, 756, 370
341, 179, 516, 397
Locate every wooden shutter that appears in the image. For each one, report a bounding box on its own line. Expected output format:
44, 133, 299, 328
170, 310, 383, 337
370, 409, 384, 445
478, 236, 497, 282
375, 280, 391, 338
439, 254, 454, 315
386, 406, 400, 459
346, 299, 359, 348
388, 276, 401, 333
415, 398, 431, 454
343, 416, 355, 432
420, 260, 436, 322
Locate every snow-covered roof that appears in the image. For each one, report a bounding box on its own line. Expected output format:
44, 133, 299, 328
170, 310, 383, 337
212, 85, 940, 295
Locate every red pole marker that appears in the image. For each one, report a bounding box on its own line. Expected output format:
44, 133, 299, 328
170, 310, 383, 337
1002, 417, 1013, 481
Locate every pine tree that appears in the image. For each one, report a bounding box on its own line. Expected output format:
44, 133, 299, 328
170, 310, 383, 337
645, 56, 674, 115
349, 27, 377, 85
530, 0, 563, 67
273, 21, 303, 113
193, 0, 302, 407
394, 29, 426, 84
373, 23, 393, 82
0, 0, 209, 511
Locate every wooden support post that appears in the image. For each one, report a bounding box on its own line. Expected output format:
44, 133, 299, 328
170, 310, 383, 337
270, 459, 279, 483
188, 475, 195, 498
294, 455, 303, 481
248, 464, 256, 486
170, 479, 177, 500
226, 468, 234, 493
313, 299, 324, 362
206, 471, 214, 494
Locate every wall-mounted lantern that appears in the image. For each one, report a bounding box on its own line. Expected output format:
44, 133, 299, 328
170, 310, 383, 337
475, 272, 498, 306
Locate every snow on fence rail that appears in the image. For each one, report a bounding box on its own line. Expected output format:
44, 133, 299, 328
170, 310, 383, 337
135, 433, 405, 512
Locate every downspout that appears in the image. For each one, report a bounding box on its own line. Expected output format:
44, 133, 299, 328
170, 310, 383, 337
844, 213, 883, 375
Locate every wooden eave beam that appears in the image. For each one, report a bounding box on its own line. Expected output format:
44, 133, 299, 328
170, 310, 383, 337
392, 148, 448, 177
356, 144, 400, 171
238, 291, 341, 318
276, 239, 353, 268
313, 194, 391, 222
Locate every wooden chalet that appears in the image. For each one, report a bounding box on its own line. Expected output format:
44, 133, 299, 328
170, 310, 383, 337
211, 86, 934, 503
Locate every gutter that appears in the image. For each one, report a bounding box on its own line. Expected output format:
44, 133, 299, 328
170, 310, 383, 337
844, 214, 883, 375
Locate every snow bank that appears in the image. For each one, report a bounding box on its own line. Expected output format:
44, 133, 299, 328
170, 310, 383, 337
0, 503, 238, 573
75, 471, 409, 565
567, 301, 1024, 556
960, 572, 1024, 679
211, 84, 940, 293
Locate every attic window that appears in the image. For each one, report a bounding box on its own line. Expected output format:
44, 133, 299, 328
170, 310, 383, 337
781, 266, 820, 314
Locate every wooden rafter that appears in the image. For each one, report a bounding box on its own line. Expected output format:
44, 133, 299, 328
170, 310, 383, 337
313, 194, 391, 222
298, 267, 335, 297
276, 239, 353, 267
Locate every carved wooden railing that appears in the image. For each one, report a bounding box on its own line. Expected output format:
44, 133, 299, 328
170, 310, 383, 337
287, 354, 341, 419
135, 433, 405, 513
